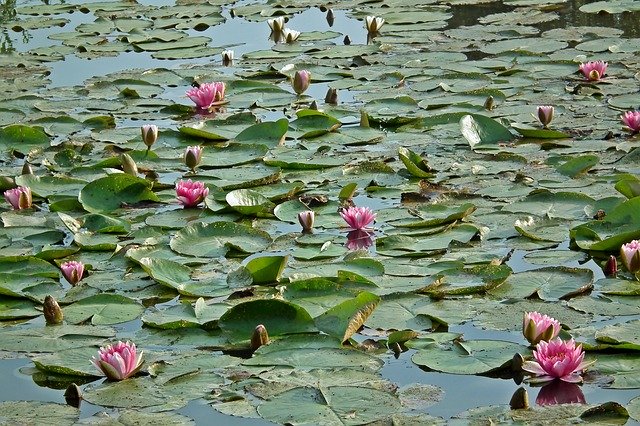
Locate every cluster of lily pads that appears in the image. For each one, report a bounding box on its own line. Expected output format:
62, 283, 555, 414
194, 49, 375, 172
3, 0, 640, 424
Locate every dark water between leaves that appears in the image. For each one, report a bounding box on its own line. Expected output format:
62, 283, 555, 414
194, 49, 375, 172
2, 0, 640, 423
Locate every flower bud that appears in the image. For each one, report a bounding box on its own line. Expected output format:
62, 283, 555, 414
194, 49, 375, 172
141, 124, 158, 149
60, 261, 84, 286
537, 105, 554, 128
292, 70, 310, 95
44, 295, 63, 325
4, 186, 32, 210
298, 210, 315, 233
324, 87, 338, 105
251, 324, 270, 351
120, 153, 138, 176
604, 255, 618, 277
484, 95, 494, 111
21, 162, 33, 175
184, 146, 203, 171
282, 28, 300, 43
620, 240, 640, 273
360, 110, 370, 127
523, 311, 560, 346
222, 50, 234, 66
509, 387, 529, 410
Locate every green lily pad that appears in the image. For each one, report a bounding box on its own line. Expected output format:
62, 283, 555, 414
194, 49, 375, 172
79, 174, 160, 213
218, 299, 316, 342
63, 294, 145, 325
412, 340, 528, 374
170, 221, 272, 258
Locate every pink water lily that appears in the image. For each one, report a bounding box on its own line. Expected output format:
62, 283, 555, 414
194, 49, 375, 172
60, 261, 84, 286
578, 60, 607, 81
186, 82, 226, 110
340, 206, 376, 230
621, 111, 640, 134
523, 311, 561, 345
298, 210, 315, 232
522, 338, 593, 383
536, 105, 554, 128
92, 341, 144, 381
3, 186, 32, 210
292, 70, 311, 95
346, 229, 374, 250
536, 380, 586, 406
620, 240, 640, 273
176, 179, 209, 208
141, 124, 158, 149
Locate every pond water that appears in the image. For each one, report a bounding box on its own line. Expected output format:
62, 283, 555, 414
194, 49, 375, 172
2, 0, 640, 424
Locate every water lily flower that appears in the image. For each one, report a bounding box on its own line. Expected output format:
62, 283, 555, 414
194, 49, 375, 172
3, 186, 32, 210
340, 206, 376, 230
536, 380, 586, 406
298, 210, 315, 233
522, 338, 594, 383
176, 179, 209, 208
621, 111, 640, 134
186, 82, 226, 110
620, 240, 640, 273
365, 16, 385, 33
536, 105, 554, 128
267, 17, 285, 33
346, 229, 374, 250
222, 49, 234, 65
578, 60, 607, 81
523, 311, 561, 345
282, 28, 300, 43
292, 70, 311, 95
60, 260, 84, 286
184, 146, 203, 172
141, 124, 158, 150
92, 341, 144, 381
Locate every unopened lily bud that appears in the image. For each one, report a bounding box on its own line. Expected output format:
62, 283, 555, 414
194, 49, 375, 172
344, 35, 351, 45
120, 153, 138, 176
537, 105, 554, 128
184, 146, 203, 171
509, 387, 529, 410
21, 162, 33, 175
620, 240, 640, 273
604, 255, 618, 277
4, 186, 32, 210
64, 383, 82, 408
484, 95, 494, 111
292, 70, 311, 95
44, 295, 63, 325
360, 110, 370, 127
250, 324, 270, 350
141, 124, 158, 150
325, 87, 338, 105
222, 50, 234, 66
523, 311, 560, 346
298, 210, 315, 233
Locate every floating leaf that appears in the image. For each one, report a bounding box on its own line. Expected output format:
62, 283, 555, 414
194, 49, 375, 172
315, 291, 381, 343
79, 174, 160, 213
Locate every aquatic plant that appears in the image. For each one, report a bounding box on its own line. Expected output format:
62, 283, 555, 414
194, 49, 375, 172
620, 240, 640, 273
297, 210, 314, 232
91, 341, 144, 381
176, 179, 209, 208
340, 206, 376, 230
3, 186, 32, 210
621, 111, 640, 134
292, 70, 311, 95
523, 311, 561, 345
186, 82, 225, 110
522, 338, 593, 383
60, 261, 84, 286
579, 60, 607, 81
